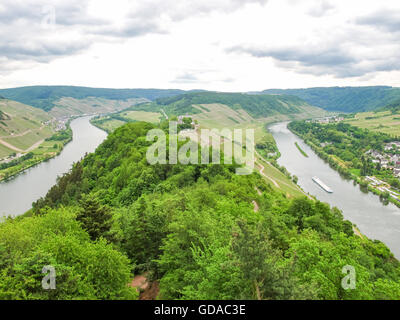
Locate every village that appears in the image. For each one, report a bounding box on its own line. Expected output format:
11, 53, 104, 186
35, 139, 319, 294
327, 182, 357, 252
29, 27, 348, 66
313, 116, 345, 124
363, 142, 400, 203
365, 142, 400, 177
304, 116, 345, 124
43, 117, 71, 132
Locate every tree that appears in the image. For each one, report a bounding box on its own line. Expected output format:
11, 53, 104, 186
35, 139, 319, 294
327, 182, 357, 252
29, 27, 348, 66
232, 220, 315, 300
77, 194, 114, 242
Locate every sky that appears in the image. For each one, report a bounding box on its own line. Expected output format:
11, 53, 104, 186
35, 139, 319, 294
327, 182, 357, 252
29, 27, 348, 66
1, 0, 400, 91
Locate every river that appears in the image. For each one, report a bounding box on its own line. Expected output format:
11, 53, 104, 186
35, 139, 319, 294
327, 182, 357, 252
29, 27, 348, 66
0, 116, 107, 217
269, 122, 400, 259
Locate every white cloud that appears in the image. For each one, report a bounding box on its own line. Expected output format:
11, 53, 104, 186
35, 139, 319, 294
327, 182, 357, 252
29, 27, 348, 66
1, 0, 400, 90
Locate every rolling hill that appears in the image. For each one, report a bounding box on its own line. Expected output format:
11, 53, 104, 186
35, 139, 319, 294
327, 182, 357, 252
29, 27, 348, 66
263, 86, 400, 113
342, 100, 400, 136
92, 91, 328, 134
379, 100, 400, 114
136, 91, 325, 119
0, 86, 188, 112
0, 99, 54, 158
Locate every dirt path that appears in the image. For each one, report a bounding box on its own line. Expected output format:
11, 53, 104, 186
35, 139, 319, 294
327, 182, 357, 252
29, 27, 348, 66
130, 274, 159, 300
25, 139, 44, 152
0, 129, 32, 139
257, 161, 280, 188
131, 275, 149, 291
353, 227, 364, 239
0, 138, 22, 152
252, 200, 259, 212
255, 151, 313, 199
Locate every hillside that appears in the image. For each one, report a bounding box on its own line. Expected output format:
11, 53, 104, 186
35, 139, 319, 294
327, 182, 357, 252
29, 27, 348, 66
47, 97, 148, 119
0, 99, 53, 158
148, 91, 318, 119
0, 98, 74, 181
343, 113, 400, 137
0, 121, 394, 300
0, 86, 187, 112
379, 100, 400, 114
263, 86, 400, 113
91, 91, 327, 133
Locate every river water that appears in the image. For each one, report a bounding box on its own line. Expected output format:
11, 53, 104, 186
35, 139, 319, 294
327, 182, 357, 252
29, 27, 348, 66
0, 116, 107, 217
269, 122, 400, 259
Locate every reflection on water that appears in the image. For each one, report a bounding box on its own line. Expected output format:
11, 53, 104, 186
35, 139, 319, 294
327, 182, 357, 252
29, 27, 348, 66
0, 117, 107, 217
269, 122, 400, 259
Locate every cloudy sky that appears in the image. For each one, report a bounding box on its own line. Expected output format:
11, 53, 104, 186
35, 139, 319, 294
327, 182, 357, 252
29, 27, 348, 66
1, 0, 400, 91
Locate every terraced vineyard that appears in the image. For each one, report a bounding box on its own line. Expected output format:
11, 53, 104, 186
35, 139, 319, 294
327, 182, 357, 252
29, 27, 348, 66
0, 99, 71, 180
344, 110, 400, 137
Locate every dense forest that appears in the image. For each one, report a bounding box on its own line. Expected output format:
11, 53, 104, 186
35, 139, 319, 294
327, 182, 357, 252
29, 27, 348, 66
133, 91, 310, 119
1, 121, 400, 300
379, 100, 400, 114
264, 86, 400, 113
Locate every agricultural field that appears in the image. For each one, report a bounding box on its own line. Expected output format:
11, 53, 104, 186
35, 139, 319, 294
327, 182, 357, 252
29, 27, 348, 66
0, 98, 72, 181
0, 143, 13, 158
0, 99, 54, 156
0, 131, 72, 181
49, 97, 148, 119
91, 118, 126, 133
256, 156, 308, 198
2, 126, 53, 151
91, 110, 161, 133
120, 110, 161, 123
344, 111, 400, 136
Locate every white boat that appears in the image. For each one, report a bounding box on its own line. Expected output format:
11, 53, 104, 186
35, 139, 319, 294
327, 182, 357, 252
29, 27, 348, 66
312, 176, 333, 193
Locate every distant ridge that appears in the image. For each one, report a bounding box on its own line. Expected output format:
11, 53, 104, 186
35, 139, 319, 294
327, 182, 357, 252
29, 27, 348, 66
378, 99, 400, 114
0, 86, 188, 111
262, 86, 400, 113
140, 91, 319, 118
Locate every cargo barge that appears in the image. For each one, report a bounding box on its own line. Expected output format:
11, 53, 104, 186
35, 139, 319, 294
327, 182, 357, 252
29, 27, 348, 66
312, 176, 333, 193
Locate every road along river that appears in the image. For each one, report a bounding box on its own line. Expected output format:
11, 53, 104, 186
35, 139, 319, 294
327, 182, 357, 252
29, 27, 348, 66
0, 116, 107, 217
269, 122, 400, 259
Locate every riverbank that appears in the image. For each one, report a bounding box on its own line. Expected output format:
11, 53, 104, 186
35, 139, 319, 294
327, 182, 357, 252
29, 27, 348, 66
0, 125, 73, 182
287, 124, 400, 209
0, 117, 107, 217
269, 121, 400, 259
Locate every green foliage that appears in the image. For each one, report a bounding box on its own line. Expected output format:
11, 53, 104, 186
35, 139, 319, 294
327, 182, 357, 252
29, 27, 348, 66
264, 86, 400, 113
0, 86, 186, 111
0, 152, 34, 170
289, 121, 398, 181
133, 91, 309, 119
76, 194, 114, 242
45, 128, 72, 142
379, 100, 400, 114
0, 110, 10, 120
0, 208, 137, 300
3, 121, 400, 300
295, 142, 308, 157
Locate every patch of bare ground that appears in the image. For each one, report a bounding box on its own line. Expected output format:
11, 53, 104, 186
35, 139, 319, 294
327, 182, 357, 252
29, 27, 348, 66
353, 226, 364, 239
130, 274, 160, 300
252, 200, 259, 212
